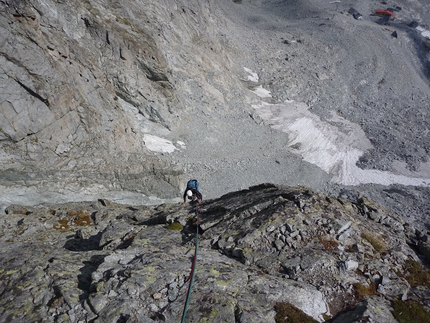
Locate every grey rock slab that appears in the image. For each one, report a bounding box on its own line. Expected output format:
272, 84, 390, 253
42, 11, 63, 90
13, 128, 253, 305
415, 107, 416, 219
2, 185, 426, 322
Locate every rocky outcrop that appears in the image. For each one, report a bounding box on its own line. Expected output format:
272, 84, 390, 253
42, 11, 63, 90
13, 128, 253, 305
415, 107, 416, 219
1, 184, 430, 322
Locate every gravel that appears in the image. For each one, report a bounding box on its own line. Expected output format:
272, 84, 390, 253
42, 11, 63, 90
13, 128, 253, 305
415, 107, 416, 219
168, 0, 430, 231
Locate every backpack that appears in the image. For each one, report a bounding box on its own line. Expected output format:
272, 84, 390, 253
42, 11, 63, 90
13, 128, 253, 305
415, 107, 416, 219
186, 179, 199, 191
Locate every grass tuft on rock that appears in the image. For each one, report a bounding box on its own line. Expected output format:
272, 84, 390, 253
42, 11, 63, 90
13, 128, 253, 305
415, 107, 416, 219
361, 232, 386, 253
399, 259, 430, 288
274, 302, 318, 323
391, 299, 430, 323
353, 282, 378, 300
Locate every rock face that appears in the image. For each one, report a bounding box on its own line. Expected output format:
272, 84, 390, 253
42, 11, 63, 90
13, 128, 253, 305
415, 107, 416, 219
1, 0, 215, 198
1, 184, 430, 322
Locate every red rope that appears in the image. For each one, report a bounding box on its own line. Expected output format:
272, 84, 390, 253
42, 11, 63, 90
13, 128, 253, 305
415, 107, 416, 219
181, 204, 200, 322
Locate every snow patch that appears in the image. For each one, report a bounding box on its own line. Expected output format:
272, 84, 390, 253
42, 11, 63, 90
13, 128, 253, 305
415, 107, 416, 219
247, 71, 430, 187
144, 134, 178, 153
251, 85, 272, 98
416, 25, 430, 40
244, 67, 259, 82
177, 140, 186, 148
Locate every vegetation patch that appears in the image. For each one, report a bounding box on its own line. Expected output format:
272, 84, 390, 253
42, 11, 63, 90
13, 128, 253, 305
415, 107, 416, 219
322, 313, 331, 321
165, 222, 183, 231
391, 299, 430, 323
274, 302, 318, 323
318, 235, 339, 251
68, 210, 92, 226
353, 282, 378, 300
399, 259, 430, 288
53, 218, 70, 231
361, 232, 386, 253
53, 210, 92, 231
9, 208, 31, 215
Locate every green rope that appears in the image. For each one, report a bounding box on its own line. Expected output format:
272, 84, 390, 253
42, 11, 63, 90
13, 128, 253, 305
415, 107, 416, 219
181, 205, 200, 323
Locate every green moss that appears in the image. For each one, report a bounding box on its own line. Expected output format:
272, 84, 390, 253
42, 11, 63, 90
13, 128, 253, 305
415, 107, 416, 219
209, 268, 220, 276
400, 259, 430, 288
322, 313, 331, 321
215, 280, 230, 287
392, 300, 430, 323
198, 309, 219, 321
274, 302, 318, 323
165, 222, 183, 231
144, 266, 156, 272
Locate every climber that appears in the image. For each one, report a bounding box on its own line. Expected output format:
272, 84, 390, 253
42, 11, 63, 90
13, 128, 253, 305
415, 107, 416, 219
183, 179, 202, 205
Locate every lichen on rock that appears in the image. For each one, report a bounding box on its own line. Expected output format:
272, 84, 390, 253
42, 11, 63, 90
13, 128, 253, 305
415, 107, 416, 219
1, 184, 430, 322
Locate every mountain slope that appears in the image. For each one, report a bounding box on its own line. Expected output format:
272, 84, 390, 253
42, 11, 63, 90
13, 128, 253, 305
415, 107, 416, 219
1, 0, 430, 227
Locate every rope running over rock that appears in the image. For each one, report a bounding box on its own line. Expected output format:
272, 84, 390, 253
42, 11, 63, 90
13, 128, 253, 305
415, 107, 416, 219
180, 204, 200, 323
